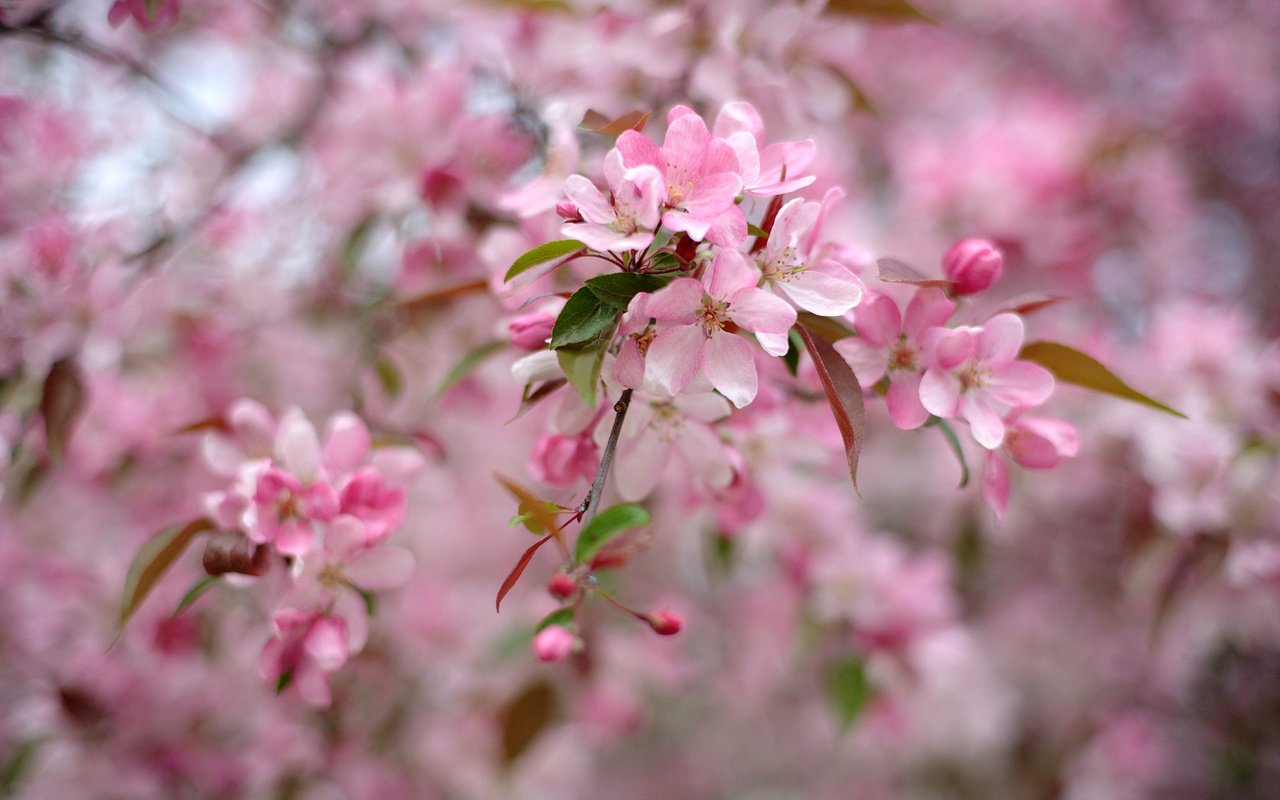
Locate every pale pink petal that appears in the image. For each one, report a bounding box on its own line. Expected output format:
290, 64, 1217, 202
903, 287, 956, 338
322, 412, 371, 474
644, 324, 706, 397
981, 452, 1009, 523
703, 332, 757, 408
704, 205, 748, 248
616, 129, 663, 170
767, 199, 820, 256
756, 330, 790, 357
276, 408, 321, 479
601, 148, 627, 192
674, 421, 733, 489
1008, 417, 1079, 468
919, 369, 961, 418
228, 398, 276, 448
305, 616, 349, 671
646, 278, 703, 322
618, 165, 667, 229
725, 131, 761, 186
615, 432, 665, 501
667, 104, 699, 124
804, 187, 846, 254
661, 113, 712, 187
713, 100, 764, 140
328, 514, 369, 554
834, 339, 887, 387
673, 391, 733, 423
987, 361, 1055, 407
853, 293, 901, 347
294, 663, 332, 706
680, 171, 742, 216
886, 372, 930, 429
563, 175, 615, 224
1018, 416, 1080, 459
334, 589, 368, 654
706, 248, 758, 298
346, 546, 415, 590
758, 139, 816, 184
932, 328, 977, 370
614, 338, 646, 388
275, 518, 314, 556
727, 287, 796, 334
961, 393, 1005, 449
978, 314, 1024, 365
779, 268, 864, 316
700, 138, 741, 179
661, 210, 711, 241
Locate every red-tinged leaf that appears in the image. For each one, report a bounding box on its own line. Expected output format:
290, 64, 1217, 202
120, 518, 215, 626
173, 575, 220, 616
386, 279, 489, 318
495, 473, 564, 540
40, 358, 87, 462
201, 532, 271, 576
750, 194, 787, 254
796, 310, 857, 343
993, 292, 1070, 317
508, 378, 568, 423
825, 0, 935, 22
1019, 341, 1187, 418
589, 527, 654, 571
499, 680, 559, 764
1150, 533, 1227, 644
797, 324, 867, 493
876, 257, 953, 289
496, 533, 553, 613
579, 109, 651, 137
172, 415, 230, 435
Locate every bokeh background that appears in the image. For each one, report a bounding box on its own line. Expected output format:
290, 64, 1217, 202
2, 0, 1279, 797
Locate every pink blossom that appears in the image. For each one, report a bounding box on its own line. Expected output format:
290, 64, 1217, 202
712, 101, 817, 197
561, 149, 666, 252
528, 431, 598, 488
943, 238, 1005, 296
611, 390, 734, 502
982, 414, 1080, 521
533, 625, 577, 662
260, 610, 349, 706
508, 310, 556, 350
338, 468, 406, 544
919, 314, 1056, 449
835, 288, 956, 430
615, 107, 746, 247
643, 249, 795, 408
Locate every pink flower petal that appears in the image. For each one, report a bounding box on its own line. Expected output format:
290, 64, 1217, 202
275, 518, 314, 557
346, 546, 416, 591
961, 392, 1005, 449
919, 368, 961, 418
661, 210, 712, 241
886, 372, 930, 430
276, 408, 321, 480
981, 452, 1009, 523
978, 314, 1024, 365
305, 616, 349, 672
713, 101, 764, 140
987, 361, 1055, 407
616, 129, 663, 170
615, 430, 665, 501
834, 338, 888, 387
853, 293, 902, 347
674, 420, 733, 489
322, 412, 371, 475
614, 337, 646, 388
703, 332, 757, 408
728, 286, 795, 334
932, 328, 977, 370
646, 278, 703, 322
661, 113, 712, 188
704, 205, 748, 248
779, 268, 863, 316
755, 330, 790, 357
903, 287, 955, 338
644, 324, 706, 397
706, 249, 758, 298
680, 171, 742, 217
563, 175, 614, 224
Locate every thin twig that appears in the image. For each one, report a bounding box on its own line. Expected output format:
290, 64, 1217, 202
579, 388, 633, 529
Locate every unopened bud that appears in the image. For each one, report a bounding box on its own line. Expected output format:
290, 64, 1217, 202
646, 610, 683, 636
508, 311, 556, 351
202, 532, 271, 576
532, 625, 577, 662
942, 238, 1004, 296
548, 572, 577, 599
555, 200, 582, 222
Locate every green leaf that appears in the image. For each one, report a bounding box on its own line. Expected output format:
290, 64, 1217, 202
1, 737, 43, 796
584, 273, 669, 309
353, 584, 378, 617
827, 657, 873, 731
434, 339, 506, 398
646, 251, 683, 274
275, 670, 294, 695
499, 680, 559, 764
825, 0, 934, 22
374, 353, 403, 399
575, 503, 650, 565
549, 287, 618, 348
504, 239, 586, 283
535, 607, 576, 633
1019, 341, 1187, 418
342, 215, 376, 275
557, 337, 611, 406
509, 500, 563, 534
120, 518, 215, 626
782, 329, 804, 376
924, 416, 970, 488
747, 222, 769, 239
173, 574, 219, 616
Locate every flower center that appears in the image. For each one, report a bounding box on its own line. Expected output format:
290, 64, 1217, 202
697, 297, 731, 337
888, 338, 918, 372
759, 246, 806, 283
957, 359, 991, 392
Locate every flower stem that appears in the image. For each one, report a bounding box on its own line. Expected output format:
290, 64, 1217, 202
580, 388, 633, 529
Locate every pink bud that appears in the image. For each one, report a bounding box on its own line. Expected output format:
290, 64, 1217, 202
943, 238, 1004, 296
508, 312, 556, 351
528, 432, 598, 488
548, 572, 577, 599
532, 625, 576, 662
555, 200, 582, 222
646, 610, 683, 636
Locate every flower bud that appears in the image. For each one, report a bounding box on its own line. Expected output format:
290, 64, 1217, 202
646, 610, 683, 636
508, 311, 556, 351
548, 572, 577, 599
943, 238, 1004, 296
555, 200, 582, 222
532, 625, 577, 662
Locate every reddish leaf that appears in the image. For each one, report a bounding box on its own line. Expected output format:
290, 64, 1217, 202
173, 415, 231, 435
994, 292, 1070, 317
508, 378, 568, 423
579, 109, 651, 137
120, 518, 215, 626
796, 311, 856, 343
825, 0, 935, 22
385, 279, 489, 319
876, 257, 953, 289
496, 533, 554, 613
797, 325, 867, 493
40, 358, 87, 462
495, 473, 565, 542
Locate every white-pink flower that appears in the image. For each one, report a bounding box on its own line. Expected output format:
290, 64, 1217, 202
982, 414, 1080, 521
616, 107, 746, 247
643, 249, 796, 408
609, 389, 734, 502
919, 314, 1056, 449
712, 101, 817, 197
835, 288, 955, 430
561, 149, 666, 253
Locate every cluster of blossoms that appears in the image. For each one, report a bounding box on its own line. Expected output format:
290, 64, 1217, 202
499, 102, 1094, 658
199, 400, 422, 704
